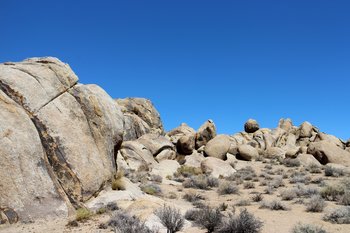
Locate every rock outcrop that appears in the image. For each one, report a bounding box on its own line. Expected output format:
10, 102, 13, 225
116, 98, 164, 141
0, 57, 123, 222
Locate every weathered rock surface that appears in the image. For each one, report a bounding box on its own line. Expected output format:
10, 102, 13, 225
195, 119, 217, 149
0, 90, 71, 222
308, 141, 350, 166
264, 147, 286, 159
137, 133, 174, 156
298, 153, 322, 167
166, 123, 196, 144
237, 144, 259, 161
116, 98, 164, 140
244, 119, 259, 133
0, 57, 123, 222
118, 141, 157, 171
201, 157, 236, 178
204, 134, 231, 160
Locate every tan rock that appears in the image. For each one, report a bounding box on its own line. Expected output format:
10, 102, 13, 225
298, 154, 322, 167
237, 144, 259, 161
201, 157, 236, 178
307, 141, 350, 166
204, 134, 231, 160
195, 119, 216, 149
264, 147, 286, 159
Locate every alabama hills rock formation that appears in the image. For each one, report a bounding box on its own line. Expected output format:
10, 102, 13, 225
1, 57, 350, 225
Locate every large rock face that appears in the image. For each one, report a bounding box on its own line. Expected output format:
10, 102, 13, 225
307, 141, 350, 166
116, 98, 164, 140
204, 134, 231, 160
0, 57, 124, 222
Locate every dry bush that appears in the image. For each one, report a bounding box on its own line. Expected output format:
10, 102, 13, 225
108, 210, 153, 233
183, 174, 218, 190
217, 209, 263, 233
280, 189, 297, 201
324, 165, 344, 177
305, 195, 326, 212
183, 192, 205, 203
75, 208, 93, 222
292, 223, 328, 233
194, 206, 223, 233
260, 200, 289, 211
218, 181, 240, 195
155, 205, 184, 233
140, 183, 162, 196
251, 193, 264, 202
323, 206, 350, 224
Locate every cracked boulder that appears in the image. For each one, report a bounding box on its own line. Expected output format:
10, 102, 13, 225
0, 57, 123, 222
116, 98, 164, 140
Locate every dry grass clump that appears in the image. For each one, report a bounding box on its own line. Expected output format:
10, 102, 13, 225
112, 170, 126, 190
292, 223, 328, 233
323, 206, 350, 224
75, 208, 93, 222
175, 165, 202, 178
306, 163, 323, 174
183, 192, 205, 203
140, 183, 162, 196
235, 199, 251, 207
289, 172, 311, 184
243, 181, 255, 189
305, 195, 326, 212
260, 200, 289, 211
320, 183, 344, 201
227, 166, 257, 184
217, 181, 240, 195
251, 193, 264, 202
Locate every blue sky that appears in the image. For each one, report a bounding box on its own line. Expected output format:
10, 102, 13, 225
1, 1, 349, 140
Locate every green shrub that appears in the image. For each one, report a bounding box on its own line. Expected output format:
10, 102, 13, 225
75, 208, 93, 221
140, 183, 162, 196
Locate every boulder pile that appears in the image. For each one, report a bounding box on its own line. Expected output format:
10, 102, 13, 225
1, 57, 349, 225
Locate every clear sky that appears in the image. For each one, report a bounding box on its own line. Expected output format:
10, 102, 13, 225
1, 1, 349, 140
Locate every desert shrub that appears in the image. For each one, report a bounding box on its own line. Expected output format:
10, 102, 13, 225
194, 206, 223, 233
269, 176, 284, 188
228, 166, 257, 182
112, 170, 126, 190
150, 174, 163, 183
289, 173, 311, 184
108, 210, 153, 233
184, 209, 201, 221
75, 208, 93, 221
260, 200, 289, 211
324, 165, 344, 177
306, 163, 323, 174
235, 199, 251, 207
183, 192, 205, 203
251, 193, 264, 202
167, 192, 178, 199
243, 181, 255, 189
192, 200, 206, 209
320, 184, 344, 201
96, 207, 107, 215
140, 183, 162, 196
323, 206, 350, 224
338, 190, 350, 206
219, 202, 229, 211
183, 175, 218, 190
264, 164, 273, 169
175, 165, 202, 178
311, 177, 325, 185
264, 185, 275, 195
284, 158, 301, 167
292, 223, 328, 233
106, 202, 119, 211
218, 181, 240, 195
259, 180, 268, 186
155, 205, 184, 233
305, 195, 326, 212
280, 189, 297, 201
217, 209, 263, 233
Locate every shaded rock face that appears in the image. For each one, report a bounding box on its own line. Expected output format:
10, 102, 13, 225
195, 119, 216, 149
116, 98, 164, 141
244, 119, 259, 133
0, 57, 123, 222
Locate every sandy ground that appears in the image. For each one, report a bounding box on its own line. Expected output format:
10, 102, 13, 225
2, 160, 350, 233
